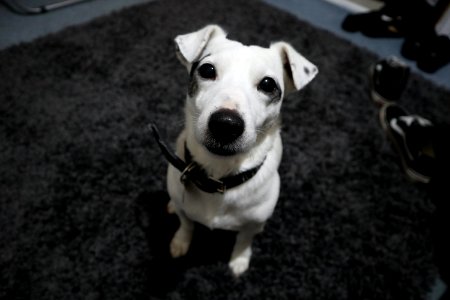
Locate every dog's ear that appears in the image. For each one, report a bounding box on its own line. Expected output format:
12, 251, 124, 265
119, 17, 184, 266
271, 42, 318, 94
174, 25, 227, 68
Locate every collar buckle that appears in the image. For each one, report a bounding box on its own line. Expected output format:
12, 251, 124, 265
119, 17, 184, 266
207, 177, 226, 194
180, 162, 198, 184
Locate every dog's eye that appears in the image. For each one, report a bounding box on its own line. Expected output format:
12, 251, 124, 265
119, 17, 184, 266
198, 63, 216, 80
258, 77, 278, 94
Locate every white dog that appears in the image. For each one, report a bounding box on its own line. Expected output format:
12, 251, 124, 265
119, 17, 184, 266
160, 24, 317, 276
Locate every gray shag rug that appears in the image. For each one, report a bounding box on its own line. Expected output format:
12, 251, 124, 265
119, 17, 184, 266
1, 0, 450, 299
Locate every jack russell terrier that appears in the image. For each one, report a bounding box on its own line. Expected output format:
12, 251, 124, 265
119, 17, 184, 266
152, 24, 318, 276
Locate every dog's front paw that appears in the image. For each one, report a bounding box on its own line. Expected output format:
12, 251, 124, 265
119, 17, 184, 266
170, 229, 192, 258
229, 257, 250, 277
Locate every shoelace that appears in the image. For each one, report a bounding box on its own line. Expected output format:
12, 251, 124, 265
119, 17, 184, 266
390, 115, 433, 160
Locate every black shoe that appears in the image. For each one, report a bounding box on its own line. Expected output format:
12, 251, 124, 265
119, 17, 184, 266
401, 29, 436, 60
380, 103, 435, 183
342, 5, 406, 38
417, 35, 450, 73
369, 57, 410, 105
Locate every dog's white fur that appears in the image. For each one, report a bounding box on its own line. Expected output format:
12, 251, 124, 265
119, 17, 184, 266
166, 25, 317, 276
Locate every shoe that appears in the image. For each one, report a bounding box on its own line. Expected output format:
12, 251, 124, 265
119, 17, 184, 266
369, 57, 410, 105
379, 103, 435, 183
417, 35, 450, 74
401, 29, 437, 60
342, 5, 406, 38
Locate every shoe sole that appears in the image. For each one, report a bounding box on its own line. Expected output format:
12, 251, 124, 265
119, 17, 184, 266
379, 104, 431, 183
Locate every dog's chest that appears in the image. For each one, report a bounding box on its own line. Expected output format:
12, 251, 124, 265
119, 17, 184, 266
180, 188, 251, 230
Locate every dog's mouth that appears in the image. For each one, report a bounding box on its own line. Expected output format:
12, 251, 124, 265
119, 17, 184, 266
204, 139, 241, 156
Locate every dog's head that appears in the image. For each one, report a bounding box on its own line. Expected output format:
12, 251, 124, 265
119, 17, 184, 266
175, 25, 318, 157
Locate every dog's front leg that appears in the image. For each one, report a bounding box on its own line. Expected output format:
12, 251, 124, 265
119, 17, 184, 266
229, 226, 262, 277
170, 211, 194, 258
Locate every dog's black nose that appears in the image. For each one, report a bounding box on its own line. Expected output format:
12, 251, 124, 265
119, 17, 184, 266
208, 109, 244, 144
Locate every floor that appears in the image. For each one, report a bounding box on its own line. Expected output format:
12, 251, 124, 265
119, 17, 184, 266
0, 0, 447, 299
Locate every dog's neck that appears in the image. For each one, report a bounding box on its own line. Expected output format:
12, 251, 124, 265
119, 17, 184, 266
184, 126, 279, 179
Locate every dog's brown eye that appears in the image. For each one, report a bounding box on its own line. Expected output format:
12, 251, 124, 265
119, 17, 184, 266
198, 63, 216, 80
258, 77, 278, 94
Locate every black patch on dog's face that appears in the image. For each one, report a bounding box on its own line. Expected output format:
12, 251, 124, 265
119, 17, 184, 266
268, 84, 282, 104
188, 61, 199, 97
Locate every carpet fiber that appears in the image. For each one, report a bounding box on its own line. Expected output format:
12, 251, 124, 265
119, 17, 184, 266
1, 0, 450, 299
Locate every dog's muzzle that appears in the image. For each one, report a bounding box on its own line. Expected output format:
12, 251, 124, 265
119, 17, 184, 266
206, 109, 245, 156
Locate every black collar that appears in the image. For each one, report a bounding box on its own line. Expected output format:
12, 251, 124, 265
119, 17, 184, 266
150, 124, 264, 194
